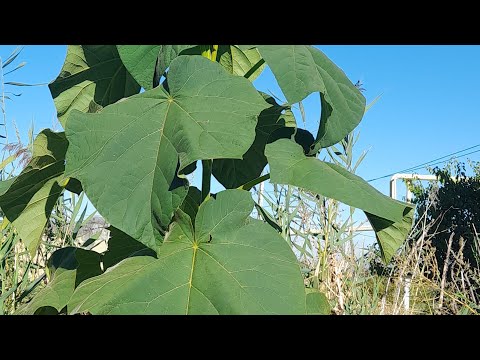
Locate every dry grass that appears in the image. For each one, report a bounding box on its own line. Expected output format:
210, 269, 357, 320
307, 186, 480, 315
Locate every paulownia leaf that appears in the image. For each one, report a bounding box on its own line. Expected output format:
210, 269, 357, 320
117, 45, 199, 90
212, 93, 314, 189
257, 45, 366, 151
0, 130, 68, 256
49, 45, 141, 127
15, 247, 102, 315
68, 190, 306, 314
103, 227, 156, 270
265, 139, 414, 262
65, 55, 269, 252
266, 139, 410, 221
306, 289, 331, 315
217, 45, 266, 81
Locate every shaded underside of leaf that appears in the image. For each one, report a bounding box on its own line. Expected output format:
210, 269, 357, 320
102, 226, 156, 270
65, 177, 83, 195
49, 45, 141, 127
0, 177, 14, 196
64, 55, 269, 252
68, 190, 307, 315
179, 186, 202, 223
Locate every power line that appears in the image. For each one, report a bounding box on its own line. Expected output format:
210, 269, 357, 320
400, 149, 480, 175
394, 144, 480, 174
415, 148, 480, 170
368, 148, 480, 182
367, 144, 480, 182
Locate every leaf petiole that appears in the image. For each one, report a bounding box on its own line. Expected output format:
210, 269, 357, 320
244, 58, 265, 80
238, 173, 270, 191
201, 159, 212, 201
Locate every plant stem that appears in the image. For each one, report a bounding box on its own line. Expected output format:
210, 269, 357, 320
195, 32, 218, 199
201, 159, 212, 201
284, 185, 292, 242
238, 173, 270, 191
244, 58, 265, 79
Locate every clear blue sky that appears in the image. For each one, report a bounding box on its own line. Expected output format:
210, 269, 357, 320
2, 45, 480, 202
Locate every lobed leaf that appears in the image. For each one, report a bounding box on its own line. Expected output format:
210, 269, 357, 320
64, 55, 269, 252
68, 190, 307, 314
257, 45, 366, 151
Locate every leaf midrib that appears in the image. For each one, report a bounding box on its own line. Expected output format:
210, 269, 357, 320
185, 244, 198, 314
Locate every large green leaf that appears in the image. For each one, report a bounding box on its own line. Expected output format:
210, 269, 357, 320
49, 45, 141, 127
266, 140, 410, 222
102, 227, 156, 270
218, 45, 265, 81
265, 139, 414, 261
257, 45, 366, 151
0, 130, 68, 256
15, 247, 102, 315
117, 45, 199, 90
68, 190, 306, 314
65, 55, 269, 252
212, 93, 313, 189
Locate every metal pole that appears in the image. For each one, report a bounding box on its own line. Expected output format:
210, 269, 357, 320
403, 274, 412, 312
390, 174, 437, 201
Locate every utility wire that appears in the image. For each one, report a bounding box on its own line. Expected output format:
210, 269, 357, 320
367, 144, 480, 182
394, 144, 480, 174
413, 148, 480, 170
